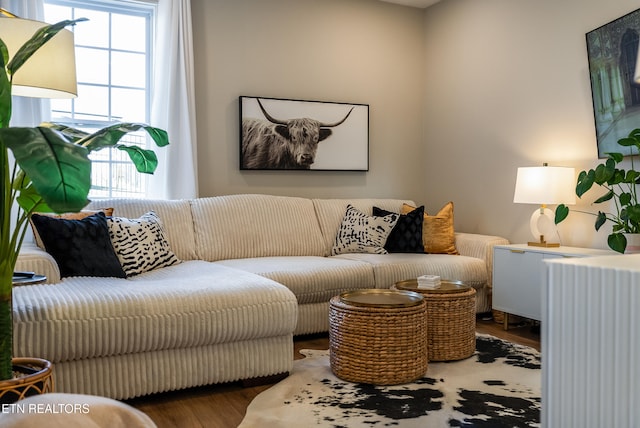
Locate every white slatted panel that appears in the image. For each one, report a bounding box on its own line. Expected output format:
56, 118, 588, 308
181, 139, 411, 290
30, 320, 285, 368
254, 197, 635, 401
543, 255, 640, 428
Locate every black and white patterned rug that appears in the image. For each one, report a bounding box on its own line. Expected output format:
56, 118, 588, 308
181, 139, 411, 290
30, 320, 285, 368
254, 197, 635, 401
239, 334, 540, 428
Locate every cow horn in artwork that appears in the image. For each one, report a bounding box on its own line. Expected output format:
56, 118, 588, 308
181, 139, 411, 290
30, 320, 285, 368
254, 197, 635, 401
256, 98, 354, 128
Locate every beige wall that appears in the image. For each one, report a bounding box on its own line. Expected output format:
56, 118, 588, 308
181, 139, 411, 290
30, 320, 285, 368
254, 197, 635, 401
191, 0, 425, 201
422, 0, 638, 249
192, 0, 637, 249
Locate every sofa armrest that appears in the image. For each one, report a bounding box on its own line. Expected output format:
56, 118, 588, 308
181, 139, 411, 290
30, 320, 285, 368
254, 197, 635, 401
15, 244, 61, 284
455, 232, 509, 289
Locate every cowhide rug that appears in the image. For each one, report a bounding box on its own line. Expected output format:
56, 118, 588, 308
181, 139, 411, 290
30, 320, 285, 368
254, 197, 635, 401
239, 334, 540, 428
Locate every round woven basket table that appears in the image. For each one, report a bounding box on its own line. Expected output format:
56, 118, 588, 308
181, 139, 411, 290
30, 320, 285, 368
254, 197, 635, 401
329, 289, 427, 385
395, 279, 476, 362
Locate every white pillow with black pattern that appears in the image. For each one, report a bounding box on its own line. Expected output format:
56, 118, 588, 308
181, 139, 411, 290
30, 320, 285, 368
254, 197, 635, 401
331, 205, 399, 255
108, 211, 180, 277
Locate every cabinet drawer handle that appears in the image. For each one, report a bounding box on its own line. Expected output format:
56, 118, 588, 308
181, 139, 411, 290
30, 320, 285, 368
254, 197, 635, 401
509, 249, 525, 254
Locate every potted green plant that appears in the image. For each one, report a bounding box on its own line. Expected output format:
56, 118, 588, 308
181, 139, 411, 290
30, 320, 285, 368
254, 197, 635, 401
0, 18, 169, 390
555, 129, 640, 253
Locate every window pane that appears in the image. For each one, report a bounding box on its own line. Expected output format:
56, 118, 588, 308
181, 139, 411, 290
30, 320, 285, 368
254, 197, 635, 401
112, 52, 145, 88
50, 99, 72, 119
74, 9, 109, 48
112, 88, 146, 122
45, 4, 72, 23
44, 0, 153, 200
111, 14, 146, 52
76, 47, 109, 85
75, 84, 109, 120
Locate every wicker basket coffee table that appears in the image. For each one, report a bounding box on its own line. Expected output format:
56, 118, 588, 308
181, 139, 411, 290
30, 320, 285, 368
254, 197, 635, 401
395, 279, 476, 361
329, 289, 427, 385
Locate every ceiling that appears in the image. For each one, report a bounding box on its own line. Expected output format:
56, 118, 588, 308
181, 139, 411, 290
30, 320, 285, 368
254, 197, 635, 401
378, 0, 441, 8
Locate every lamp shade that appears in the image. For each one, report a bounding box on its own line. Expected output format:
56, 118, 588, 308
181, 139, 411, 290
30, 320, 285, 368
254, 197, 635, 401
513, 166, 576, 205
0, 16, 77, 98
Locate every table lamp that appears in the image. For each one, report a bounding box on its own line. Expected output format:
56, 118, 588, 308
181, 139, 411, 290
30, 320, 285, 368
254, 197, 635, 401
0, 9, 78, 98
513, 163, 576, 247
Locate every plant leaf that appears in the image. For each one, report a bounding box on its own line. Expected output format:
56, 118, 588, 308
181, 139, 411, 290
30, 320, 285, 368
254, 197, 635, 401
76, 123, 170, 152
16, 184, 50, 214
0, 127, 91, 213
595, 212, 607, 231
117, 145, 158, 174
594, 190, 614, 204
608, 152, 624, 163
576, 169, 595, 198
555, 204, 569, 224
0, 39, 11, 129
617, 137, 636, 147
608, 233, 626, 254
625, 205, 640, 229
40, 122, 89, 143
620, 192, 632, 206
40, 122, 170, 174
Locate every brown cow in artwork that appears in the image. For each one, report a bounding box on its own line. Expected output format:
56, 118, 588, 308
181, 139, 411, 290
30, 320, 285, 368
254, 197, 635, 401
241, 99, 354, 169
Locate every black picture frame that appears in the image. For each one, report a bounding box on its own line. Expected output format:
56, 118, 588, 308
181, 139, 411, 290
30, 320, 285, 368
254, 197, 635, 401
586, 8, 640, 158
239, 96, 369, 170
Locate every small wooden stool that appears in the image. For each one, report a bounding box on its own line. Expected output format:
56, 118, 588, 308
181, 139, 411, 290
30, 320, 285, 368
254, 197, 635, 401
395, 279, 476, 361
329, 289, 427, 385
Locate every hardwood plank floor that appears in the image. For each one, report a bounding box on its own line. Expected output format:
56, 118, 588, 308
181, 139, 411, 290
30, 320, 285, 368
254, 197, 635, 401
128, 316, 540, 428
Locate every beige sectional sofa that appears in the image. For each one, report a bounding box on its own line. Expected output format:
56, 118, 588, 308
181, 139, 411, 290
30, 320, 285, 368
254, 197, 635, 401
13, 194, 508, 400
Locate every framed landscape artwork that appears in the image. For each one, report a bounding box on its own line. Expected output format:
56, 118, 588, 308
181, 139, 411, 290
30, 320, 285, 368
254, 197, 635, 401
586, 8, 640, 157
239, 96, 369, 170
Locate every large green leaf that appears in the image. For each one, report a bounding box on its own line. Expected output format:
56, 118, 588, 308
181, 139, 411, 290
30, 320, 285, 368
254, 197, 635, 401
15, 184, 50, 214
77, 123, 170, 151
40, 122, 88, 143
41, 122, 170, 174
0, 39, 11, 129
0, 127, 90, 213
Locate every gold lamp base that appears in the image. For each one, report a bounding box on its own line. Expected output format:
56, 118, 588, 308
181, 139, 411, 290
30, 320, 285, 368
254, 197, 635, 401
527, 235, 560, 248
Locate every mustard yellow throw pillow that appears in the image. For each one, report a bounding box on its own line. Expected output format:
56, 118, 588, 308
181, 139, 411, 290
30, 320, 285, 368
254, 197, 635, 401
402, 202, 458, 255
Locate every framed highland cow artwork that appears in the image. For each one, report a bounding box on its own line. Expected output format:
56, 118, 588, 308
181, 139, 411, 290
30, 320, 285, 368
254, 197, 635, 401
239, 96, 369, 170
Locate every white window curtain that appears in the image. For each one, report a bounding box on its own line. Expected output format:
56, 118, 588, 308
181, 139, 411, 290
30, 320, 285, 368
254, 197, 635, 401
149, 0, 199, 200
0, 0, 50, 127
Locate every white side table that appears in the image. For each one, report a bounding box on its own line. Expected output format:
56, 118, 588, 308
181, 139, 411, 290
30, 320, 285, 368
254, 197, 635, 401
492, 244, 613, 329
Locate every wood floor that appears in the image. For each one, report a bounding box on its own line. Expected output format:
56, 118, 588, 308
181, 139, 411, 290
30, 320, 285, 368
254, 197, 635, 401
127, 316, 540, 428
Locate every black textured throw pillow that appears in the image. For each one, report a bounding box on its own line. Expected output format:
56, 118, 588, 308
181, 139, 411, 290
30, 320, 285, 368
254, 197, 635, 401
373, 205, 425, 253
30, 212, 126, 278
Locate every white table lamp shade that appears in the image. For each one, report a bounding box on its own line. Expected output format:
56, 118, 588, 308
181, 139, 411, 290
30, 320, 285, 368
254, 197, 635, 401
513, 166, 576, 205
0, 16, 77, 99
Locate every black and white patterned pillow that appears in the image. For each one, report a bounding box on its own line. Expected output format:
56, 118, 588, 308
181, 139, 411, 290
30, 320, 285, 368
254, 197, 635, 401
331, 205, 399, 255
108, 211, 180, 277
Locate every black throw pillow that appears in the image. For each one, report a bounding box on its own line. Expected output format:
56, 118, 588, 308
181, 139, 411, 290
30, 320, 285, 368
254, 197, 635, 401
30, 212, 126, 278
373, 205, 425, 253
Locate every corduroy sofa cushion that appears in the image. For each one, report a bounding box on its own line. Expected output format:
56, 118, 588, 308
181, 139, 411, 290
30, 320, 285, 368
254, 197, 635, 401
191, 194, 326, 261
12, 261, 297, 362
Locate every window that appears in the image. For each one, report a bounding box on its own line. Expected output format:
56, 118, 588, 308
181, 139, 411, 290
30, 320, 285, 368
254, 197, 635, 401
44, 0, 156, 198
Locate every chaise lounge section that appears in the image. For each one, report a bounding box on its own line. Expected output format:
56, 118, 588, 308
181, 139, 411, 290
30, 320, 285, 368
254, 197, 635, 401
13, 194, 508, 399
